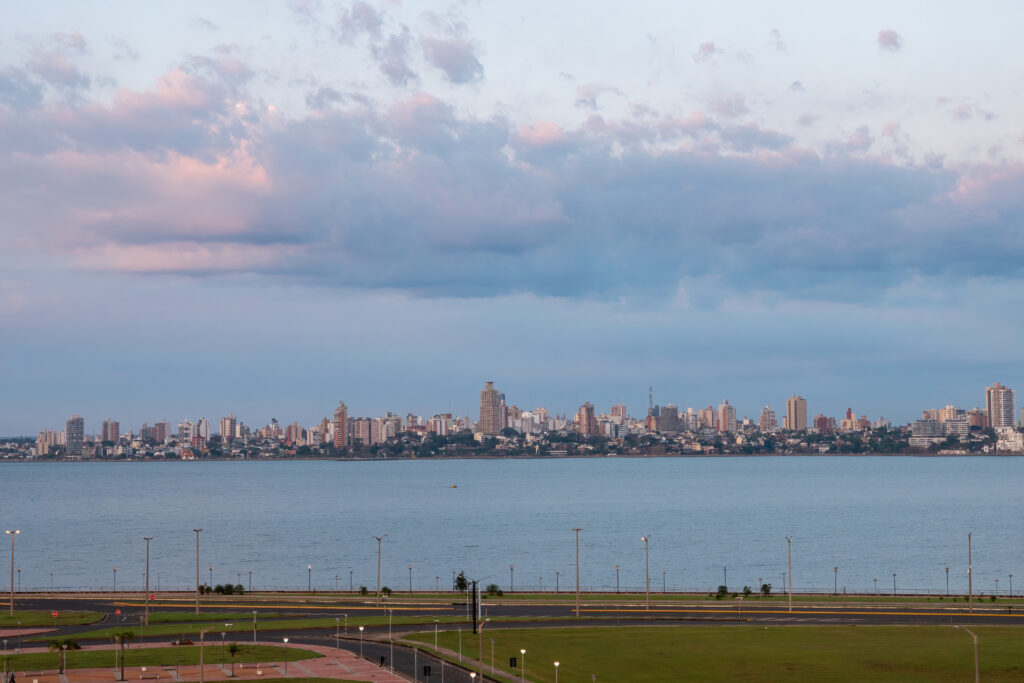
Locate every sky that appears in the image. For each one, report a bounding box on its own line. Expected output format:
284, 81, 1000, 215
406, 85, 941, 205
2, 1, 1023, 435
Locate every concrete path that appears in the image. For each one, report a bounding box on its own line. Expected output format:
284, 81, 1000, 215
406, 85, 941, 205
2, 641, 406, 683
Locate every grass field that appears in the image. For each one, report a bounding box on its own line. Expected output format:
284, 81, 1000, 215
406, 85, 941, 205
63, 614, 474, 641
1, 644, 320, 672
408, 625, 1024, 682
0, 610, 104, 627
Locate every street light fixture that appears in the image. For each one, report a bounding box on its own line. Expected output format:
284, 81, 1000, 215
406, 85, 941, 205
358, 626, 364, 658
893, 573, 897, 595
520, 648, 527, 683
373, 535, 387, 605
193, 528, 203, 615
785, 536, 792, 613
573, 527, 583, 618
1010, 574, 1014, 598
282, 638, 289, 675
554, 660, 560, 683
834, 567, 838, 595
143, 536, 153, 626
615, 565, 620, 593
641, 535, 650, 610
5, 529, 19, 616
409, 564, 413, 593
510, 564, 515, 592
946, 567, 950, 596
308, 564, 312, 592
113, 566, 117, 592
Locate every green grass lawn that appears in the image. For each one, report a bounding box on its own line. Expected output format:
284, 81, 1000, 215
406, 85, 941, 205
62, 614, 473, 641
2, 644, 320, 672
0, 610, 104, 627
408, 625, 1024, 682
144, 611, 294, 624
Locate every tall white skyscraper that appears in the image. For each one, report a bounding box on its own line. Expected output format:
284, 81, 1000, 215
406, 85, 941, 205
196, 417, 210, 440
986, 383, 1016, 430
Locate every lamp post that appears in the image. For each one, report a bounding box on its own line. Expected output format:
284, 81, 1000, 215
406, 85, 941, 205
193, 528, 203, 615
335, 575, 339, 591
248, 570, 252, 592
349, 570, 353, 592
520, 648, 526, 683
373, 535, 386, 605
995, 578, 999, 595
785, 536, 792, 613
874, 577, 877, 595
308, 564, 312, 592
209, 564, 213, 586
5, 529, 19, 616
436, 576, 440, 591
554, 660, 560, 683
615, 565, 620, 593
252, 611, 257, 642
641, 535, 650, 610
1010, 574, 1013, 598
143, 536, 153, 625
358, 626, 364, 658
113, 566, 117, 592
556, 571, 560, 593
662, 571, 666, 593
434, 619, 439, 650
968, 532, 973, 614
510, 565, 514, 592
946, 567, 950, 596
409, 565, 413, 593
893, 573, 897, 595
834, 567, 838, 595
573, 527, 583, 618
50, 572, 53, 590
282, 638, 289, 675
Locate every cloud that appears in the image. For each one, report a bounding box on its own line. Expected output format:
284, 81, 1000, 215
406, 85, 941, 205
420, 36, 483, 83
191, 17, 219, 31
288, 0, 323, 22
709, 93, 748, 118
693, 41, 723, 64
110, 38, 140, 63
877, 30, 902, 52
53, 31, 88, 53
336, 1, 384, 42
789, 80, 804, 92
574, 83, 623, 110
769, 28, 786, 52
0, 68, 44, 109
372, 28, 417, 85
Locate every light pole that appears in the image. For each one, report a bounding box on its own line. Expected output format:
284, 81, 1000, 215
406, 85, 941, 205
510, 564, 514, 592
434, 619, 439, 650
554, 661, 560, 683
874, 577, 877, 595
193, 528, 202, 615
662, 571, 666, 593
946, 567, 950, 596
573, 527, 583, 618
143, 536, 153, 625
374, 535, 386, 605
50, 572, 53, 590
253, 611, 257, 642
209, 564, 213, 586
615, 565, 620, 593
308, 564, 312, 592
556, 571, 560, 593
248, 570, 252, 592
113, 566, 117, 592
994, 578, 999, 595
1010, 574, 1014, 598
409, 564, 413, 593
282, 638, 289, 675
335, 575, 339, 591
5, 529, 19, 616
785, 536, 792, 613
349, 569, 353, 592
968, 532, 973, 614
358, 626, 364, 658
893, 573, 897, 595
834, 567, 838, 595
436, 576, 439, 592
520, 648, 526, 683
641, 535, 650, 611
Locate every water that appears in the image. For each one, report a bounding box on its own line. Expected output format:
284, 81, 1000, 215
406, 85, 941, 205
0, 457, 1019, 595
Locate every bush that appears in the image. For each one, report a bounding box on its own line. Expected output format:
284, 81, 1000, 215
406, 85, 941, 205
486, 584, 503, 596
359, 585, 368, 595
742, 586, 752, 597
381, 586, 392, 596
715, 585, 728, 600
761, 583, 772, 596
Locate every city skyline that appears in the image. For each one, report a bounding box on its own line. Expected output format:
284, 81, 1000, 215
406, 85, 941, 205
4, 3, 1024, 434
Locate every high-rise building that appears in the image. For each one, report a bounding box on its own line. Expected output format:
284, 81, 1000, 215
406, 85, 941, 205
333, 401, 348, 448
718, 400, 736, 433
576, 402, 597, 436
479, 381, 504, 436
784, 395, 807, 431
152, 421, 170, 444
813, 414, 835, 432
178, 420, 194, 443
699, 406, 717, 429
196, 418, 210, 441
759, 406, 777, 432
1019, 407, 1024, 428
101, 418, 120, 443
65, 415, 85, 457
285, 422, 303, 445
610, 403, 628, 419
657, 404, 680, 433
219, 414, 237, 442
986, 382, 1016, 430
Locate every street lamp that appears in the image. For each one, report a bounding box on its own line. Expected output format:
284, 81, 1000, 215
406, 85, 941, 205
209, 564, 213, 586
282, 638, 289, 674
350, 569, 353, 592
335, 575, 339, 591
556, 571, 560, 593
785, 536, 792, 613
662, 571, 666, 593
893, 573, 897, 595
358, 626, 364, 658
113, 566, 117, 592
436, 576, 439, 592
193, 528, 203, 615
249, 570, 252, 592
434, 619, 439, 649
510, 564, 514, 592
554, 660, 560, 683
520, 648, 527, 683
143, 536, 153, 626
573, 527, 583, 618
308, 564, 312, 592
874, 577, 878, 595
1010, 574, 1014, 598
641, 535, 650, 610
374, 535, 387, 604
834, 567, 838, 595
946, 567, 950, 596
5, 530, 19, 616
409, 564, 413, 593
615, 565, 620, 593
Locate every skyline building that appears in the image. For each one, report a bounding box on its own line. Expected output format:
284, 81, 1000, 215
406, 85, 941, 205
986, 382, 1016, 430
332, 401, 348, 448
718, 400, 736, 433
759, 405, 777, 432
65, 414, 84, 457
478, 381, 504, 436
219, 413, 237, 441
784, 394, 808, 431
576, 401, 597, 436
178, 419, 193, 443
101, 418, 119, 443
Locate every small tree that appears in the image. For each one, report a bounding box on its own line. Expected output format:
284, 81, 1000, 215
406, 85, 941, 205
742, 585, 752, 597
486, 583, 503, 596
359, 585, 369, 595
761, 582, 772, 597
381, 586, 392, 596
455, 572, 468, 591
49, 638, 80, 673
227, 643, 242, 676
715, 585, 729, 600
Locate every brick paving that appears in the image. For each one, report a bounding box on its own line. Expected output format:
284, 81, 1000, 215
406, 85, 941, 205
3, 641, 406, 683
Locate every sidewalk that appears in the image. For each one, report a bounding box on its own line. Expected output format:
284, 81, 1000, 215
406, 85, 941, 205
3, 641, 406, 683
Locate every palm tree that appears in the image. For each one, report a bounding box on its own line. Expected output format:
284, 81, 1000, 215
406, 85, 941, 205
113, 630, 135, 681
227, 643, 242, 677
48, 639, 80, 674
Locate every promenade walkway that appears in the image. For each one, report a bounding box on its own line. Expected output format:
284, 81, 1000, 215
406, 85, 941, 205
1, 642, 406, 683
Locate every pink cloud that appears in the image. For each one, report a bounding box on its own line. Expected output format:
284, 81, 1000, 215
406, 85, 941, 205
72, 242, 300, 273
693, 41, 723, 64
877, 30, 902, 52
516, 121, 568, 148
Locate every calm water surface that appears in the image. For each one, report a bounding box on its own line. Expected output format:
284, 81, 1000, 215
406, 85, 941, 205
0, 457, 1020, 594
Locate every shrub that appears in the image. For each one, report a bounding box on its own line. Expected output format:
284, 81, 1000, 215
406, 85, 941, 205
761, 583, 772, 597
715, 585, 728, 600
381, 586, 392, 596
742, 586, 752, 597
359, 585, 368, 595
